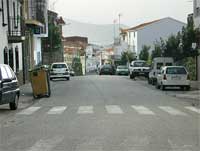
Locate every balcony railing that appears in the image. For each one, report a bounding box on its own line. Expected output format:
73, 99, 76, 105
7, 17, 25, 43
27, 0, 47, 24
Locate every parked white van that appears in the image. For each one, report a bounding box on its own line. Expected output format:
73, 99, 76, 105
148, 57, 174, 85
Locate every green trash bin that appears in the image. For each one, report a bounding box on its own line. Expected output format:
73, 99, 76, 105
29, 66, 51, 98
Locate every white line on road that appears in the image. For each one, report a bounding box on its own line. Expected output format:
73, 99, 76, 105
47, 106, 67, 115
77, 106, 94, 114
26, 136, 64, 151
105, 105, 124, 114
131, 106, 155, 115
185, 106, 200, 114
17, 107, 41, 115
159, 106, 187, 116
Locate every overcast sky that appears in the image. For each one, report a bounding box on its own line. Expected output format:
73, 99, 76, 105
50, 0, 193, 26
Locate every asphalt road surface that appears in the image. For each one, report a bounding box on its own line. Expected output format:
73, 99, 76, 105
0, 75, 199, 151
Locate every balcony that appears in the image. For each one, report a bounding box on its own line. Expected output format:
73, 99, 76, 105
7, 17, 25, 43
25, 0, 47, 27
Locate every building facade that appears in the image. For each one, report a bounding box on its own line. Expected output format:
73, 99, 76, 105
63, 36, 88, 75
121, 17, 186, 58
193, 0, 200, 81
18, 0, 48, 83
0, 0, 25, 84
42, 10, 65, 65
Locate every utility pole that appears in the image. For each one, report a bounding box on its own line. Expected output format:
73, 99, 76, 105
113, 19, 117, 40
118, 13, 122, 37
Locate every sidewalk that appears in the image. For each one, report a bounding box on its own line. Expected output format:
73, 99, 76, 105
190, 81, 200, 90
19, 83, 34, 108
174, 81, 200, 102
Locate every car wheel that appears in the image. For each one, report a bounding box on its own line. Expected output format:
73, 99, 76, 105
186, 86, 191, 91
66, 77, 70, 81
130, 74, 134, 79
161, 84, 165, 91
50, 78, 53, 81
9, 94, 19, 110
180, 86, 185, 91
155, 82, 160, 89
148, 78, 151, 84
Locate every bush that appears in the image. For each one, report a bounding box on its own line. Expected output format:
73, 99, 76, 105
176, 57, 196, 80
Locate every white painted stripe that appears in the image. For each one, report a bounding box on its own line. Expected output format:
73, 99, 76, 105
47, 106, 67, 115
131, 106, 155, 115
105, 105, 123, 114
159, 106, 187, 116
17, 107, 41, 115
77, 106, 93, 114
26, 136, 64, 151
185, 106, 200, 114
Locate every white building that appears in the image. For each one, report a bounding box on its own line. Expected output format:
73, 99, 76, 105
193, 0, 200, 81
0, 0, 24, 84
194, 0, 200, 28
24, 0, 48, 65
121, 17, 186, 57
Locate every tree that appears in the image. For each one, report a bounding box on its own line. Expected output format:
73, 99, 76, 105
139, 45, 150, 61
72, 57, 83, 76
47, 23, 62, 50
181, 19, 199, 58
121, 51, 136, 65
151, 41, 162, 59
165, 34, 182, 61
42, 20, 62, 53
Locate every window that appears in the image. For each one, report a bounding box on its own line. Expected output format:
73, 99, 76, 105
196, 7, 200, 17
13, 2, 18, 28
0, 69, 2, 80
4, 47, 8, 64
166, 67, 187, 74
165, 63, 172, 66
52, 64, 67, 68
1, 0, 6, 26
9, 49, 14, 70
157, 63, 163, 70
15, 47, 19, 72
134, 61, 147, 67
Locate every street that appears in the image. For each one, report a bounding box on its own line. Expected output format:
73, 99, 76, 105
0, 75, 199, 151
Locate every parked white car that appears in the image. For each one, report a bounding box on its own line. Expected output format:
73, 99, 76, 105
156, 66, 190, 90
148, 57, 174, 85
50, 62, 70, 80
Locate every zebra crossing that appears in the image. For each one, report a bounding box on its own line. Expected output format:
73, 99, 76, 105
16, 105, 200, 116
2, 135, 196, 151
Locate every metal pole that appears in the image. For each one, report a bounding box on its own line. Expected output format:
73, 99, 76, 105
118, 14, 121, 37
196, 55, 198, 81
113, 21, 115, 40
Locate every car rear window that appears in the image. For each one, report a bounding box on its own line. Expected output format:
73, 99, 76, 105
52, 64, 67, 68
166, 67, 187, 74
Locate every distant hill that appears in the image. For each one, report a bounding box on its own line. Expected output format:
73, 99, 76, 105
62, 19, 128, 45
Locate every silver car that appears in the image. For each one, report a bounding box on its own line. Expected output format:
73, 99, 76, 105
50, 63, 70, 81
